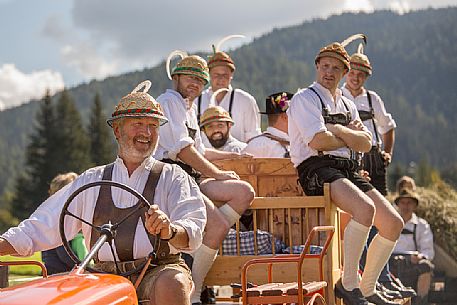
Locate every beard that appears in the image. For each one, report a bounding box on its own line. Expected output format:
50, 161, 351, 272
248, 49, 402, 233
118, 133, 157, 162
208, 131, 229, 149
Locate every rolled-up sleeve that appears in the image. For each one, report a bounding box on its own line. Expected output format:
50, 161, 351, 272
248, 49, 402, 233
157, 94, 196, 160
288, 91, 327, 145
372, 93, 396, 135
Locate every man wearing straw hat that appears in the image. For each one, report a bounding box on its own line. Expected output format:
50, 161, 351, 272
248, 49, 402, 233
194, 35, 261, 142
200, 106, 247, 153
155, 52, 254, 305
391, 189, 434, 305
244, 91, 292, 158
342, 43, 396, 196
0, 80, 207, 305
288, 35, 404, 305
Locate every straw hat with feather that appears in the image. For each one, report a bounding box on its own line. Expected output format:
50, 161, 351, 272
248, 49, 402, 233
166, 50, 209, 85
207, 35, 245, 71
200, 106, 234, 128
107, 80, 168, 127
350, 43, 372, 75
315, 34, 367, 70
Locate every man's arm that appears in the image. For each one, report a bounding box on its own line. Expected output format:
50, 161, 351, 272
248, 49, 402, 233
204, 148, 242, 161
308, 130, 347, 152
177, 144, 238, 180
327, 122, 372, 153
0, 238, 17, 256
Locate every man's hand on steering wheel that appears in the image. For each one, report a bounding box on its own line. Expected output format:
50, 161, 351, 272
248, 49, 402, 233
145, 205, 172, 240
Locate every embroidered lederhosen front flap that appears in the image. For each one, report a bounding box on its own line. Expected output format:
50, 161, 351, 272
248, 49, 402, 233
90, 161, 171, 263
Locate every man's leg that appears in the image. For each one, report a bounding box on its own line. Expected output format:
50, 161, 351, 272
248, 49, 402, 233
149, 269, 193, 305
190, 179, 254, 304
359, 189, 404, 299
331, 178, 375, 291
190, 195, 229, 304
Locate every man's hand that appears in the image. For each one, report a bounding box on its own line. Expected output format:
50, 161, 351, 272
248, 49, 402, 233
347, 119, 365, 131
381, 151, 392, 166
145, 205, 172, 240
359, 170, 371, 182
213, 170, 240, 181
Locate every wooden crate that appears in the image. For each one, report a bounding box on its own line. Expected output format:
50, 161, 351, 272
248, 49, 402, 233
207, 158, 343, 304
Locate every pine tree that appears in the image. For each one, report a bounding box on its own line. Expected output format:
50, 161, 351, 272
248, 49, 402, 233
10, 91, 58, 220
53, 89, 92, 173
88, 93, 115, 165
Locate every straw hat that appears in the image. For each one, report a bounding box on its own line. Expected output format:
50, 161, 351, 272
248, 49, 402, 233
260, 92, 293, 115
350, 43, 372, 75
200, 106, 234, 128
207, 35, 245, 71
107, 80, 168, 127
166, 50, 209, 85
394, 189, 420, 206
315, 34, 367, 70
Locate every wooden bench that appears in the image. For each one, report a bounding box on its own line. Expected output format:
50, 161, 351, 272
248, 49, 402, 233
206, 158, 343, 304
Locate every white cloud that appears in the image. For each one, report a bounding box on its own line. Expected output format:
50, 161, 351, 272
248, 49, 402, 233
0, 64, 64, 111
42, 13, 118, 80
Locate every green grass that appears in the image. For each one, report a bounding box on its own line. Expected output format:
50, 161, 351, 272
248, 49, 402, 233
1, 252, 43, 275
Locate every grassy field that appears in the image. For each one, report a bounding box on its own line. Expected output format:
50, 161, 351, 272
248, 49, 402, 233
1, 252, 43, 275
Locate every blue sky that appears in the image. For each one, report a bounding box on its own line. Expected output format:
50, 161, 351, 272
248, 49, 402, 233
1, 0, 456, 110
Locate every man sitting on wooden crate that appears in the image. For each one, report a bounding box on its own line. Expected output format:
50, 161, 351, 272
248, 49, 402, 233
288, 35, 404, 305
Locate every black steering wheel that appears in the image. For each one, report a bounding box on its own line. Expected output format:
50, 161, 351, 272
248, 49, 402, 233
59, 180, 158, 277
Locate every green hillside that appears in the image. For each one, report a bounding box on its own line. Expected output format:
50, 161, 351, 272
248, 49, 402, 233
1, 7, 457, 201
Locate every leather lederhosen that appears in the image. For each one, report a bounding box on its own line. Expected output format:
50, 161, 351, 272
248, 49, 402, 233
89, 161, 172, 263
247, 132, 290, 158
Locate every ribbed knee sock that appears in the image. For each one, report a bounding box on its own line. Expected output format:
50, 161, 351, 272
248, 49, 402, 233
360, 234, 396, 297
219, 204, 241, 227
190, 244, 218, 303
342, 219, 370, 291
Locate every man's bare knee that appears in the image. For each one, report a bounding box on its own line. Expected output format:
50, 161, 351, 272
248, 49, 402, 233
152, 270, 191, 304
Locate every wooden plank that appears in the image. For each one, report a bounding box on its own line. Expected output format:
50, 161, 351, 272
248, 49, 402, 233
251, 197, 326, 209
246, 282, 284, 297
286, 281, 327, 295
0, 265, 8, 288
260, 282, 298, 296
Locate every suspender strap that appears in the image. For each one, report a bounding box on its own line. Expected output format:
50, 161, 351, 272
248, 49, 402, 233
366, 91, 380, 146
90, 161, 168, 262
308, 87, 328, 115
228, 89, 235, 117
400, 223, 418, 252
197, 95, 202, 125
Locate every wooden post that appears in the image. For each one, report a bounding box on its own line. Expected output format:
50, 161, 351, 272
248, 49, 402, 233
0, 265, 8, 288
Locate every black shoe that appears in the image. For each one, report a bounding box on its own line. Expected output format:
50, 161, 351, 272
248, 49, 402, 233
334, 279, 372, 305
365, 291, 399, 305
376, 282, 402, 300
200, 286, 216, 304
191, 303, 202, 305
382, 280, 417, 298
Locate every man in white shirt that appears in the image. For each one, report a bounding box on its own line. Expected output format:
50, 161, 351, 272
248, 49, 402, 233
244, 92, 291, 158
0, 80, 207, 305
391, 190, 434, 305
342, 44, 396, 196
155, 54, 254, 305
194, 49, 261, 142
288, 39, 404, 305
200, 106, 247, 153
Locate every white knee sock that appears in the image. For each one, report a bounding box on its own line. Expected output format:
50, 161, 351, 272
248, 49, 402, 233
219, 204, 241, 227
190, 244, 218, 303
360, 234, 396, 297
342, 219, 370, 291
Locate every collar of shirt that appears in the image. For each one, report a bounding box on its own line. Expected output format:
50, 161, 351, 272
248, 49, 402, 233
312, 82, 343, 105
341, 83, 368, 100
266, 127, 289, 141
208, 84, 234, 106
165, 89, 193, 110
405, 213, 419, 225
114, 155, 157, 177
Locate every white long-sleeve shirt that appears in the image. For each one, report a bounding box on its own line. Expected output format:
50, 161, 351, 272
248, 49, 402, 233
2, 156, 206, 261
341, 85, 396, 146
195, 85, 261, 142
154, 89, 206, 161
243, 127, 290, 158
394, 213, 435, 260
287, 82, 364, 167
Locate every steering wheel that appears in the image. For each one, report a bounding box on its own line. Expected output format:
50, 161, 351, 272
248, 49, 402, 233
59, 180, 159, 277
